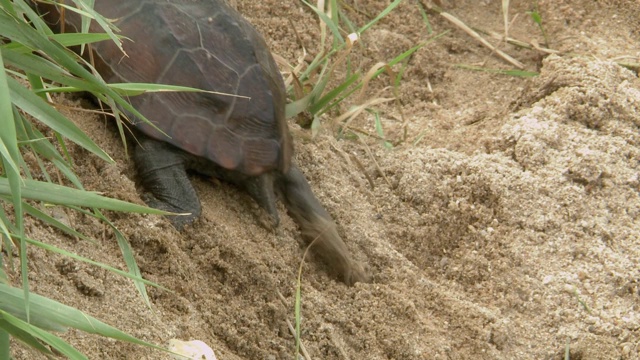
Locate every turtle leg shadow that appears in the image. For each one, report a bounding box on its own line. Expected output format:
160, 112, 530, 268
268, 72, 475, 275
133, 139, 201, 230
277, 164, 371, 286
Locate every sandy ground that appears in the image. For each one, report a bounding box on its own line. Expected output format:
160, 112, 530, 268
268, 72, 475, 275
7, 0, 640, 359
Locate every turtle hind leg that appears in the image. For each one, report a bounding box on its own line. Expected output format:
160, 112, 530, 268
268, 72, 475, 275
237, 173, 281, 231
208, 166, 281, 230
277, 164, 370, 286
134, 138, 201, 230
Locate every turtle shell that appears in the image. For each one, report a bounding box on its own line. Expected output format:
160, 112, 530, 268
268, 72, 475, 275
55, 0, 292, 176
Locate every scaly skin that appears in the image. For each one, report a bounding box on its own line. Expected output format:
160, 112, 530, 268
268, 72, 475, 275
135, 138, 370, 285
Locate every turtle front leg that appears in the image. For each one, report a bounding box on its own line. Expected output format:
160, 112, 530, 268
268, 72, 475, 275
134, 138, 201, 230
277, 165, 370, 286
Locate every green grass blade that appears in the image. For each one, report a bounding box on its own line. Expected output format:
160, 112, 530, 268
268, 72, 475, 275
15, 114, 77, 182
0, 264, 7, 285
338, 8, 358, 36
68, 0, 124, 54
8, 76, 113, 163
25, 71, 47, 101
295, 271, 302, 358
297, 51, 334, 85
0, 316, 55, 355
372, 110, 392, 149
7, 139, 158, 306
328, 0, 341, 48
285, 56, 334, 119
11, 0, 53, 34
3, 47, 102, 93
0, 9, 95, 81
1, 2, 167, 356
52, 158, 85, 188
112, 224, 151, 307
22, 202, 93, 242
300, 0, 344, 44
0, 68, 20, 179
0, 309, 7, 360
18, 110, 82, 183
54, 130, 74, 168
1, 33, 116, 54
416, 1, 433, 34
34, 81, 249, 99
0, 207, 15, 258
0, 287, 66, 333
51, 32, 120, 48
23, 236, 166, 290
0, 283, 164, 348
0, 8, 159, 145
0, 140, 19, 177
309, 72, 360, 115
0, 0, 17, 16
108, 82, 249, 97
0, 177, 168, 214
358, 0, 404, 34
529, 9, 542, 26
0, 48, 30, 324
335, 40, 427, 110
285, 92, 313, 119
87, 206, 153, 308
0, 310, 87, 359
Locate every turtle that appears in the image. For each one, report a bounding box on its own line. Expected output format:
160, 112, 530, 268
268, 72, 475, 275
33, 0, 370, 285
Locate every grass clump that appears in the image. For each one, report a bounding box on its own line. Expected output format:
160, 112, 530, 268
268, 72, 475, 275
0, 0, 176, 358
283, 0, 437, 146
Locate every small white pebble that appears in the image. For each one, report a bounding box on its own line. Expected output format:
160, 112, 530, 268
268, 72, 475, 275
542, 275, 553, 285
168, 339, 217, 360
347, 32, 359, 45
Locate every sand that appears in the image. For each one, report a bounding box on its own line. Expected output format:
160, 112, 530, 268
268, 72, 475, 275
8, 0, 640, 359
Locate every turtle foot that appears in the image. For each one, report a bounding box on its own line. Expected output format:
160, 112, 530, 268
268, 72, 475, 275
134, 139, 201, 230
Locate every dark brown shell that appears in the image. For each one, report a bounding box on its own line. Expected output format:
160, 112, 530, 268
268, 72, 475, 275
53, 0, 292, 176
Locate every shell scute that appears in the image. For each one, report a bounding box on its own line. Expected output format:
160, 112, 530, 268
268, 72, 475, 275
87, 0, 291, 174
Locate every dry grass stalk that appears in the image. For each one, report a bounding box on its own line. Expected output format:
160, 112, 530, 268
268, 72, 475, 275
439, 11, 525, 69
